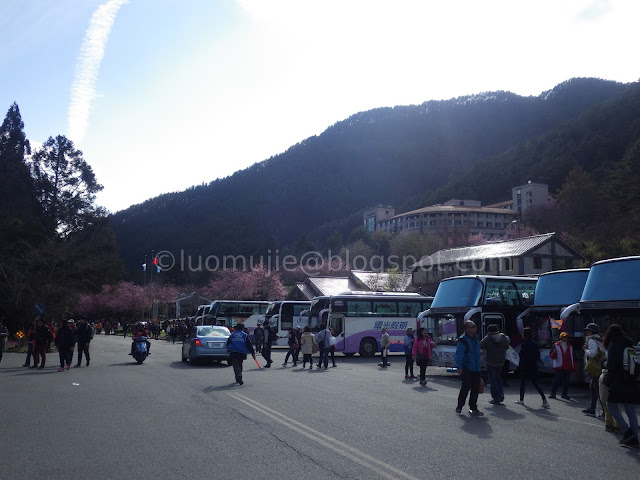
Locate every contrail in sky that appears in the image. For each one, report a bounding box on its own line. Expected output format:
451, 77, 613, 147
68, 0, 128, 146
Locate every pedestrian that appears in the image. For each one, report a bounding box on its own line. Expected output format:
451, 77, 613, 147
226, 323, 256, 385
599, 348, 623, 434
455, 320, 484, 416
54, 319, 76, 371
253, 323, 264, 353
328, 326, 337, 368
602, 324, 640, 448
549, 332, 576, 400
294, 326, 303, 366
283, 328, 299, 367
582, 323, 604, 416
75, 317, 93, 367
31, 317, 53, 369
261, 322, 276, 368
403, 327, 416, 380
122, 322, 128, 338
0, 317, 8, 366
479, 324, 510, 405
412, 327, 435, 385
315, 323, 331, 370
23, 318, 37, 367
300, 326, 317, 369
379, 327, 391, 368
514, 327, 550, 408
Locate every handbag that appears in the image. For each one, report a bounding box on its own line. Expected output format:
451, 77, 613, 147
584, 348, 604, 378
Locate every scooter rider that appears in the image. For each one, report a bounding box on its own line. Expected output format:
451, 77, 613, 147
130, 322, 151, 355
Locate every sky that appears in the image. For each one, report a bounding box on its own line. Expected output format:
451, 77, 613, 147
1, 0, 639, 213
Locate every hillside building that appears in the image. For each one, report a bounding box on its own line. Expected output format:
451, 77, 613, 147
410, 233, 585, 294
286, 270, 411, 300
364, 181, 552, 240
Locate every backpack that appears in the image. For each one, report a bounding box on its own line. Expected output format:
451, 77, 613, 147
623, 346, 640, 382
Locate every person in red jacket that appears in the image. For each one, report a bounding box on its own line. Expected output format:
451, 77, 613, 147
549, 332, 576, 400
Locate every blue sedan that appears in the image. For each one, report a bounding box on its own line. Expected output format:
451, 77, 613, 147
182, 325, 231, 365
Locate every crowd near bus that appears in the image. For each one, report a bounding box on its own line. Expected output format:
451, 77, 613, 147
3, 257, 640, 448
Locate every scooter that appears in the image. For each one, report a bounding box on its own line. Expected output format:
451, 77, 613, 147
132, 336, 149, 364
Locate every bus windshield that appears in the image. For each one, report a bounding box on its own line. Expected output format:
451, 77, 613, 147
431, 278, 483, 308
582, 259, 640, 302
534, 270, 589, 306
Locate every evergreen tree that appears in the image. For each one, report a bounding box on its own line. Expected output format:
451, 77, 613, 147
30, 135, 103, 236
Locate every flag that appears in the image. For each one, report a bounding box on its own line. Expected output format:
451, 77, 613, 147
142, 263, 146, 272
550, 317, 563, 329
156, 265, 161, 273
153, 257, 159, 266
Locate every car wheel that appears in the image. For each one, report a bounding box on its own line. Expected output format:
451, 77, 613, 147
359, 338, 377, 357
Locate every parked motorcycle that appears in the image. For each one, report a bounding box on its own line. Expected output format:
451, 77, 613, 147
132, 336, 149, 364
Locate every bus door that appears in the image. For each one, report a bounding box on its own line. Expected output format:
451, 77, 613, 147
481, 313, 505, 337
328, 314, 345, 351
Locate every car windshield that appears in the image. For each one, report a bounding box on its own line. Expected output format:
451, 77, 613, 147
198, 326, 230, 337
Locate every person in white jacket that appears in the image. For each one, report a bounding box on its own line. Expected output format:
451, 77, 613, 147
583, 323, 604, 416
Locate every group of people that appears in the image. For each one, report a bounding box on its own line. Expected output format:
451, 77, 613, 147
452, 319, 639, 448
22, 316, 94, 371
225, 322, 341, 385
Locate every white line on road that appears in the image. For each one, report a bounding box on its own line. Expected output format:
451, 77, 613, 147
227, 391, 420, 480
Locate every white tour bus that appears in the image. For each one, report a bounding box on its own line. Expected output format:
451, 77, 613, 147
194, 304, 211, 324
323, 292, 434, 357
418, 275, 537, 368
198, 300, 270, 336
263, 300, 311, 346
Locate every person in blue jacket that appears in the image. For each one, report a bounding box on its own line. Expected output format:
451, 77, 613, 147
455, 320, 484, 416
226, 323, 256, 385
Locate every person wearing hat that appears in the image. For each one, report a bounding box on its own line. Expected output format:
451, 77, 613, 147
582, 323, 604, 416
549, 331, 577, 400
403, 327, 416, 380
226, 323, 255, 385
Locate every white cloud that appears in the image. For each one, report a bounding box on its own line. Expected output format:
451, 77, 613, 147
68, 0, 128, 146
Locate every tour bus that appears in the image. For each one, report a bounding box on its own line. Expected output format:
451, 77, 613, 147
323, 292, 434, 357
198, 300, 270, 334
516, 269, 590, 375
263, 300, 311, 346
417, 275, 538, 368
307, 296, 331, 331
194, 304, 211, 324
561, 256, 640, 344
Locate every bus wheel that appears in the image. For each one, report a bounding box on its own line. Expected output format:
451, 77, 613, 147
359, 338, 377, 357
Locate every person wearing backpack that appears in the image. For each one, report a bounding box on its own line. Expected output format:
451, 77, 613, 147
582, 323, 604, 416
602, 324, 640, 448
480, 324, 510, 405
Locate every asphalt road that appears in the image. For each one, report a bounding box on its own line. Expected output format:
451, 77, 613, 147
1, 335, 638, 480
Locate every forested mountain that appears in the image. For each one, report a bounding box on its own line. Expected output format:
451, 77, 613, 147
111, 78, 637, 281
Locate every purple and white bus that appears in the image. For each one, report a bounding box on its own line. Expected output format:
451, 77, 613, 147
324, 292, 433, 357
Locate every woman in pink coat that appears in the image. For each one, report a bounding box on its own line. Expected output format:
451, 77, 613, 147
412, 327, 435, 386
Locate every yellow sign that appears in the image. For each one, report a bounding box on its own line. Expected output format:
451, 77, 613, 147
15, 330, 25, 339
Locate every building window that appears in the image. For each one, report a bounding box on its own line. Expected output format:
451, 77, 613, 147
486, 222, 492, 228
533, 257, 542, 269
502, 258, 511, 271
477, 222, 483, 227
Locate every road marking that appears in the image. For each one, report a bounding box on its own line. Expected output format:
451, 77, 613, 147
227, 392, 420, 480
